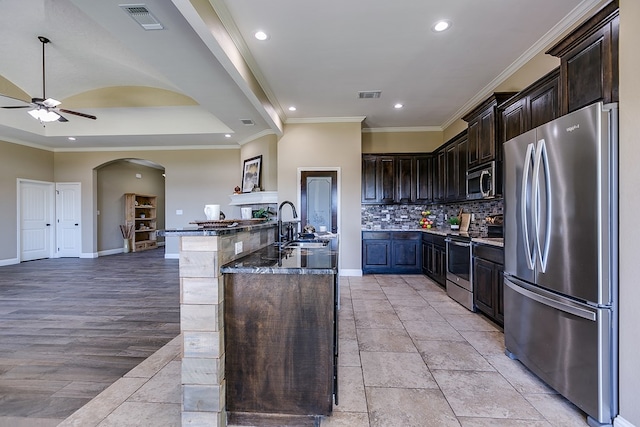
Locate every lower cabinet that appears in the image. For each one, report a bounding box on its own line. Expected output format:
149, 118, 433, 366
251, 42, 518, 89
422, 233, 446, 287
472, 244, 504, 325
362, 231, 421, 274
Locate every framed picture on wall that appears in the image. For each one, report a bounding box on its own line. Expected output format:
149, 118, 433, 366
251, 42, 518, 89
242, 155, 262, 193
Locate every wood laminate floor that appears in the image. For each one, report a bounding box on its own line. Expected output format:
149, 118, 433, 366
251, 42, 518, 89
0, 248, 179, 426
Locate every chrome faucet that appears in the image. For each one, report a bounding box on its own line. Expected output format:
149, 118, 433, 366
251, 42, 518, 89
277, 201, 298, 247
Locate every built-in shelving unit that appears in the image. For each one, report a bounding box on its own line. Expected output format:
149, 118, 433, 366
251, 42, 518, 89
228, 191, 277, 205
125, 193, 157, 252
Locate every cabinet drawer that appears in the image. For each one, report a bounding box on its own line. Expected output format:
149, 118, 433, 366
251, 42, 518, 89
393, 232, 420, 240
363, 231, 391, 240
473, 244, 504, 264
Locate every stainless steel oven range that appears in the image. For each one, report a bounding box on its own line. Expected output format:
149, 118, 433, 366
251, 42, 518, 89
445, 233, 474, 311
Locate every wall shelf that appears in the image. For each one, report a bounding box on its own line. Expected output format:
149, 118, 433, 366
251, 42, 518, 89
228, 191, 278, 206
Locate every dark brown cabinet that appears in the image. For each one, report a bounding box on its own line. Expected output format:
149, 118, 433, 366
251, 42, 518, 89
422, 233, 446, 287
362, 154, 433, 204
444, 132, 468, 201
547, 0, 618, 115
433, 150, 446, 202
464, 93, 516, 169
472, 244, 504, 325
363, 231, 421, 274
414, 156, 433, 203
498, 68, 560, 143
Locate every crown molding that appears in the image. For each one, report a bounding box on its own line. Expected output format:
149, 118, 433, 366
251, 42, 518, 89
285, 116, 366, 124
363, 126, 442, 133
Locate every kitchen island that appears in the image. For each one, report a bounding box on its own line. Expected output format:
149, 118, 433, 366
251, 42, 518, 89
221, 241, 338, 426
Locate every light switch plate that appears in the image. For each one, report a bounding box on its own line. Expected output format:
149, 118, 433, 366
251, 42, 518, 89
235, 241, 243, 254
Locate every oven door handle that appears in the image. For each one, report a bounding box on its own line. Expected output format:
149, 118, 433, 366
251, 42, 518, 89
445, 239, 471, 247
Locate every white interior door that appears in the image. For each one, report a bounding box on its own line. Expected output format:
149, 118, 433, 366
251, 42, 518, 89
56, 183, 82, 258
20, 180, 54, 261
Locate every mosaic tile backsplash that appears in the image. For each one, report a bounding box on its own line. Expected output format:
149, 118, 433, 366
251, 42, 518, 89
361, 199, 504, 234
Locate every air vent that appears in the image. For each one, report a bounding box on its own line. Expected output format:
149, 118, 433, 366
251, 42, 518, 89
120, 4, 164, 30
358, 90, 382, 99
240, 119, 255, 126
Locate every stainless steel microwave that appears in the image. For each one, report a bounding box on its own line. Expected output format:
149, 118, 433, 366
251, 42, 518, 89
466, 161, 498, 200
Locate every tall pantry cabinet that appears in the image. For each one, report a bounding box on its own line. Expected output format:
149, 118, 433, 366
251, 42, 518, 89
124, 193, 158, 252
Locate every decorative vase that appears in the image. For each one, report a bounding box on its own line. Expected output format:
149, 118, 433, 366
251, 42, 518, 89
123, 238, 131, 253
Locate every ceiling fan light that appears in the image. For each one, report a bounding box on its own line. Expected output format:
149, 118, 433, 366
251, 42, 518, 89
28, 108, 60, 122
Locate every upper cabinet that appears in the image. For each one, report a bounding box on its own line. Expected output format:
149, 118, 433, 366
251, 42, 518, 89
546, 0, 619, 115
498, 68, 560, 143
463, 93, 516, 169
362, 154, 433, 204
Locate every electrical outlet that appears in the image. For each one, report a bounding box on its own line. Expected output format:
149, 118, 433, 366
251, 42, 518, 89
176, 210, 183, 215
471, 213, 475, 221
235, 241, 243, 255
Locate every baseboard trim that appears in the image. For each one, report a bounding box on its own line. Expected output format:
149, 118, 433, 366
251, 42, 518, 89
615, 415, 637, 427
80, 252, 98, 259
340, 269, 362, 277
0, 257, 19, 266
164, 253, 179, 259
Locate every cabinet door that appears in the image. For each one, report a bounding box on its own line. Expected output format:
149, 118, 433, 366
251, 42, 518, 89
433, 151, 446, 201
478, 108, 496, 164
467, 120, 480, 168
362, 240, 391, 270
473, 258, 495, 317
415, 156, 432, 203
445, 143, 457, 200
434, 245, 446, 286
528, 76, 559, 129
495, 265, 505, 325
456, 136, 468, 200
500, 99, 527, 144
378, 157, 395, 204
362, 156, 378, 203
395, 156, 414, 203
392, 239, 420, 272
422, 242, 432, 275
547, 2, 618, 115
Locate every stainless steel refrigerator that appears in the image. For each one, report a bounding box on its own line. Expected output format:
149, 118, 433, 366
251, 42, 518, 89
503, 102, 618, 427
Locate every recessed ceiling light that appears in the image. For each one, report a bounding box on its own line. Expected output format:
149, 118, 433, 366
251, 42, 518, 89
288, 106, 297, 111
432, 20, 451, 32
68, 137, 76, 141
254, 31, 269, 41
394, 103, 404, 109
225, 134, 231, 138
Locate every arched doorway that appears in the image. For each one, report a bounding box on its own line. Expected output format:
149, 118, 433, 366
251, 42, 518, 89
95, 158, 166, 255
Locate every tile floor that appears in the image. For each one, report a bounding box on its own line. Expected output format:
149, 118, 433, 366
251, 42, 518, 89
55, 274, 591, 427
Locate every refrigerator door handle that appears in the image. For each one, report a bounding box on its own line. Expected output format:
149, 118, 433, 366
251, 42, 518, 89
505, 278, 597, 321
533, 139, 551, 272
521, 143, 536, 270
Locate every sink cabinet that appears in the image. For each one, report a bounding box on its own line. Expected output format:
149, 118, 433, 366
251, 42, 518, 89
473, 243, 504, 325
362, 231, 421, 274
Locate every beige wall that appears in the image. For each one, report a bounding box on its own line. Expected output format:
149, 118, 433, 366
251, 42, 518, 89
0, 141, 54, 262
240, 133, 278, 191
96, 161, 166, 252
277, 121, 362, 273
618, 1, 639, 425
53, 148, 240, 257
362, 130, 443, 153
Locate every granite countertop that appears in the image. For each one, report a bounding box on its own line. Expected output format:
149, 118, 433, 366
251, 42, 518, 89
362, 227, 504, 247
159, 221, 277, 237
221, 242, 338, 275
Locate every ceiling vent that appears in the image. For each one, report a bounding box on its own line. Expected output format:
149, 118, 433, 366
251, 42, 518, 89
120, 4, 164, 30
240, 119, 255, 126
358, 90, 382, 99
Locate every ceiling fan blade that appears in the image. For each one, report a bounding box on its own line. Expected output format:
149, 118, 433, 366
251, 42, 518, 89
0, 93, 32, 107
57, 113, 69, 123
58, 108, 97, 120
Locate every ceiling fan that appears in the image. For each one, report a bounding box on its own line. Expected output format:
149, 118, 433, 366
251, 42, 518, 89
0, 36, 97, 123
